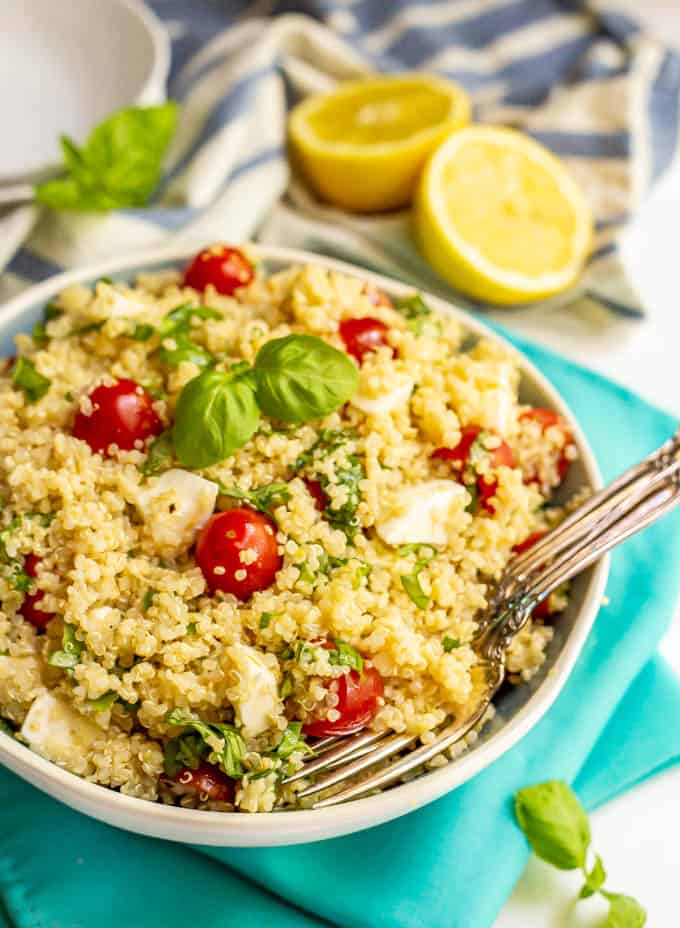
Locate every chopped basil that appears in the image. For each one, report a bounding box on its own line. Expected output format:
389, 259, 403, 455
273, 721, 314, 760
129, 323, 155, 342
89, 691, 118, 712
295, 431, 364, 540
165, 709, 246, 778
442, 636, 461, 652
35, 103, 178, 212
186, 622, 197, 636
159, 333, 214, 369
395, 293, 443, 338
141, 430, 174, 477
8, 563, 31, 593
163, 731, 208, 778
328, 640, 363, 675
70, 320, 105, 336
259, 611, 278, 630
142, 589, 156, 611
44, 303, 63, 322
158, 303, 222, 338
217, 481, 290, 513
48, 624, 84, 670
352, 562, 371, 589
12, 357, 51, 403
32, 321, 49, 347
399, 544, 436, 610
294, 429, 353, 470
279, 674, 294, 700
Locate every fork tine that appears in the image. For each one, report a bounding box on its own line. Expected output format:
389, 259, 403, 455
311, 697, 493, 808
295, 732, 415, 799
282, 730, 388, 785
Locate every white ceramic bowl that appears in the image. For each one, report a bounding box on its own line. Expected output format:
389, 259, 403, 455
0, 0, 169, 184
0, 245, 608, 846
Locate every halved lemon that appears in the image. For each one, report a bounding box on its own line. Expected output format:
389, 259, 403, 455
415, 126, 593, 305
288, 75, 470, 213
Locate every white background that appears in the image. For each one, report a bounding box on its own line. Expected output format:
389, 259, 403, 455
496, 4, 679, 924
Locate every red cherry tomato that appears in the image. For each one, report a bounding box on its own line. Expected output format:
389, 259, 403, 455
304, 478, 326, 512
72, 379, 162, 456
303, 643, 384, 737
364, 285, 393, 308
433, 425, 515, 514
167, 763, 235, 802
339, 317, 392, 364
19, 554, 54, 630
512, 530, 554, 618
183, 245, 254, 296
520, 407, 573, 481
196, 509, 282, 600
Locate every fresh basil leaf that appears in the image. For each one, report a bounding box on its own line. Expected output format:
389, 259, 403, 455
12, 357, 51, 403
9, 563, 31, 593
328, 640, 363, 675
442, 636, 461, 652
89, 691, 118, 712
324, 455, 364, 541
217, 481, 290, 513
163, 732, 208, 777
165, 711, 246, 779
294, 429, 354, 470
186, 622, 197, 636
515, 780, 591, 870
173, 367, 260, 469
35, 103, 178, 212
352, 562, 371, 589
253, 334, 359, 424
159, 303, 222, 338
259, 611, 278, 630
142, 589, 156, 612
211, 723, 246, 778
141, 430, 174, 477
602, 892, 647, 927
579, 854, 607, 899
48, 624, 84, 670
274, 722, 314, 760
401, 571, 430, 609
0, 517, 21, 562
70, 320, 105, 336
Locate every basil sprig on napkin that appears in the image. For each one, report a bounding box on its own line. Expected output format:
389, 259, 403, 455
515, 780, 646, 926
35, 103, 178, 212
172, 335, 358, 469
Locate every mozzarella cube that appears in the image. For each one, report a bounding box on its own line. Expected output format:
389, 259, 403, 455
351, 373, 415, 415
136, 469, 218, 552
228, 644, 281, 737
21, 691, 101, 765
376, 479, 466, 546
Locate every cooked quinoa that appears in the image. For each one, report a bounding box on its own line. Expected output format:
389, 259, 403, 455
0, 252, 577, 812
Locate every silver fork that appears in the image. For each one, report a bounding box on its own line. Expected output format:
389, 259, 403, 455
284, 431, 680, 808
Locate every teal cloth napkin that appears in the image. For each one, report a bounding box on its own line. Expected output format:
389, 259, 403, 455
0, 333, 679, 928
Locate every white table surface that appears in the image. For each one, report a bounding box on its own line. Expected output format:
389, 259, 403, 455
493, 15, 680, 920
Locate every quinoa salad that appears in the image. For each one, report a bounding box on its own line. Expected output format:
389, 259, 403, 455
0, 245, 578, 813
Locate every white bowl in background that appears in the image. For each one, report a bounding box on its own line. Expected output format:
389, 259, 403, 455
0, 245, 609, 846
0, 0, 169, 185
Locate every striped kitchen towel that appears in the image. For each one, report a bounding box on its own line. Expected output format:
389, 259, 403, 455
3, 0, 680, 322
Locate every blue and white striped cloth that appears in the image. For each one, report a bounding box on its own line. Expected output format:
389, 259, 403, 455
4, 0, 680, 321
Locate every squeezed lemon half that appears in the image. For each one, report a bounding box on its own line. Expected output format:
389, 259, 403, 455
288, 74, 471, 213
415, 126, 593, 305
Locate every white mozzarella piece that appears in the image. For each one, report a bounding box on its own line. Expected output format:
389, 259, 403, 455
376, 479, 466, 546
479, 363, 516, 434
350, 373, 415, 415
135, 469, 218, 552
228, 644, 281, 737
21, 691, 101, 765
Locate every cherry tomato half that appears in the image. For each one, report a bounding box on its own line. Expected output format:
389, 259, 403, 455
72, 379, 162, 456
196, 509, 282, 600
19, 554, 54, 630
512, 530, 554, 618
166, 763, 235, 802
303, 643, 384, 737
183, 245, 254, 296
339, 317, 392, 364
433, 425, 515, 514
304, 478, 326, 512
520, 407, 573, 482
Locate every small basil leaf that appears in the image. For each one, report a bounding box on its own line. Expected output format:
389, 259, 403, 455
172, 368, 260, 469
12, 357, 51, 403
254, 334, 358, 424
129, 323, 155, 342
602, 892, 647, 927
328, 640, 363, 675
442, 636, 461, 652
48, 624, 84, 670
401, 571, 430, 609
88, 691, 118, 712
274, 722, 314, 760
159, 332, 214, 368
159, 303, 222, 338
217, 481, 290, 513
515, 780, 591, 870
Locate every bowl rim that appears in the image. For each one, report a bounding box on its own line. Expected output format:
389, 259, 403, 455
0, 243, 609, 846
0, 0, 170, 186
